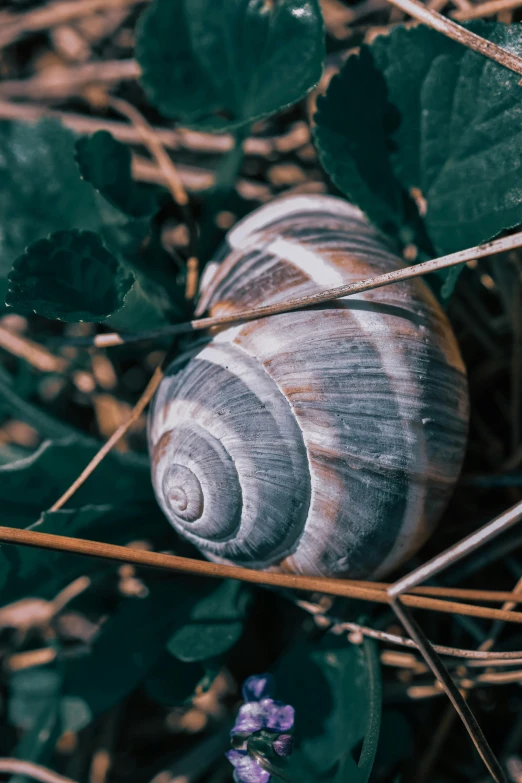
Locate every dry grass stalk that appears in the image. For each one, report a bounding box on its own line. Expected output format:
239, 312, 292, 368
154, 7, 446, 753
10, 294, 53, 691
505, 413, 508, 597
109, 97, 189, 208
1, 525, 522, 628
49, 365, 163, 512
0, 60, 139, 100
0, 760, 77, 783
107, 97, 200, 299
0, 325, 67, 373
451, 0, 522, 19
387, 0, 522, 75
132, 154, 272, 201
87, 227, 522, 348
0, 0, 146, 49
297, 597, 522, 659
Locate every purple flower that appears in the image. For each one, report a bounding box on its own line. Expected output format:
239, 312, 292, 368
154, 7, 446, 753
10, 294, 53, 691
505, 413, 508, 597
226, 750, 270, 783
242, 674, 275, 702
227, 673, 295, 783
273, 734, 294, 757
233, 698, 295, 735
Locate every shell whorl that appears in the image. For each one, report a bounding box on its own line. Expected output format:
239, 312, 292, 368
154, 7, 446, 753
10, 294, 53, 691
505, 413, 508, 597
149, 340, 311, 567
149, 195, 469, 578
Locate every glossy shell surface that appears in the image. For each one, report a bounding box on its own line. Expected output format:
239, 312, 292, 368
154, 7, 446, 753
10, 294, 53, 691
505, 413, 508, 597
148, 195, 469, 578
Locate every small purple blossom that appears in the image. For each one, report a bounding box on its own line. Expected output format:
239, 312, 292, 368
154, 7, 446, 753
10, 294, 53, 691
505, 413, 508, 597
227, 674, 295, 783
273, 734, 294, 757
233, 699, 295, 735
242, 673, 275, 702
226, 750, 270, 783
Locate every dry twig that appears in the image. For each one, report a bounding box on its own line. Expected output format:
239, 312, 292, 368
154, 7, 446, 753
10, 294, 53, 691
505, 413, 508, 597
386, 499, 522, 781
0, 760, 77, 783
58, 227, 522, 348
49, 365, 163, 512
387, 0, 522, 75
0, 99, 308, 156
108, 97, 200, 299
294, 597, 522, 660
0, 525, 522, 627
132, 154, 271, 200
451, 0, 522, 19
0, 326, 67, 373
0, 0, 146, 49
0, 61, 139, 101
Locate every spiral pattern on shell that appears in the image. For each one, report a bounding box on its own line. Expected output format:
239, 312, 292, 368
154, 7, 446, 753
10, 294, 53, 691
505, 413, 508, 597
148, 195, 469, 578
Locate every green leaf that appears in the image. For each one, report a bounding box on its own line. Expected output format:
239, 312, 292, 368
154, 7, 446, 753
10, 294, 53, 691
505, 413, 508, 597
274, 636, 382, 783
0, 437, 152, 526
75, 131, 165, 218
8, 666, 91, 747
136, 0, 325, 130
6, 229, 133, 322
0, 119, 120, 301
167, 579, 251, 662
371, 710, 413, 782
0, 119, 175, 328
314, 22, 522, 296
0, 367, 81, 442
8, 668, 61, 731
0, 503, 172, 606
61, 575, 221, 718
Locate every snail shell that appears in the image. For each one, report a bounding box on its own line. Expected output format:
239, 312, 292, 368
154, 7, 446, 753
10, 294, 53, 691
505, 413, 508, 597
148, 195, 469, 578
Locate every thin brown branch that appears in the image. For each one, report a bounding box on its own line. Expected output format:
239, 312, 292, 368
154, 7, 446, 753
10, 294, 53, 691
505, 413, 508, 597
108, 97, 189, 208
294, 597, 522, 660
0, 760, 77, 783
51, 575, 91, 614
0, 100, 309, 156
0, 61, 139, 100
131, 154, 271, 200
388, 499, 522, 597
49, 366, 163, 512
386, 502, 522, 779
108, 97, 200, 299
185, 257, 200, 300
479, 575, 522, 653
6, 647, 57, 672
1, 525, 522, 626
85, 227, 522, 348
132, 155, 215, 192
391, 598, 507, 783
351, 581, 522, 603
0, 0, 146, 49
451, 0, 522, 19
0, 325, 67, 373
386, 0, 522, 75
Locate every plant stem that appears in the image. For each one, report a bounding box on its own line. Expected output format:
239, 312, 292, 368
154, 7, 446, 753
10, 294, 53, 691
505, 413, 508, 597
1, 525, 522, 625
79, 226, 522, 348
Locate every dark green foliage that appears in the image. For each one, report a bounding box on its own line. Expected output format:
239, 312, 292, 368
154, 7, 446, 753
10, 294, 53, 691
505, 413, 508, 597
167, 579, 252, 661
136, 0, 325, 130
0, 437, 152, 523
274, 635, 382, 782
0, 504, 162, 604
8, 668, 61, 731
0, 119, 180, 328
75, 131, 166, 218
314, 22, 522, 297
6, 230, 133, 322
61, 578, 202, 717
0, 119, 125, 302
